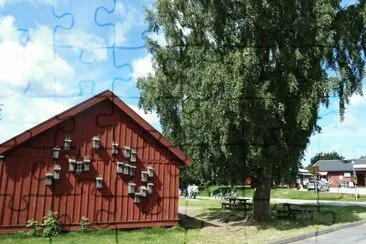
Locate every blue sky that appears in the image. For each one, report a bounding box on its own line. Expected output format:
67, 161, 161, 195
0, 0, 364, 167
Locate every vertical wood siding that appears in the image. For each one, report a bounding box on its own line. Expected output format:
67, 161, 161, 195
0, 100, 180, 232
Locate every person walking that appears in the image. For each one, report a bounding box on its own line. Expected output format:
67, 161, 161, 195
187, 184, 192, 199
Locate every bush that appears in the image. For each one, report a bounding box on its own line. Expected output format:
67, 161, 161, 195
41, 210, 62, 237
25, 219, 42, 237
79, 216, 91, 232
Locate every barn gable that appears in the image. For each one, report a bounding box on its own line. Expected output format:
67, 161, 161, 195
0, 90, 191, 166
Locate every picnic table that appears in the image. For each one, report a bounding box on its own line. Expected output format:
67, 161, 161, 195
221, 197, 253, 214
228, 197, 251, 205
276, 203, 314, 220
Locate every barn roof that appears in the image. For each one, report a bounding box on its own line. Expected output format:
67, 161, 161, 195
0, 90, 192, 166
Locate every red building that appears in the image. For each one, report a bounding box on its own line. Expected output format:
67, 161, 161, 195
0, 90, 191, 233
313, 159, 366, 187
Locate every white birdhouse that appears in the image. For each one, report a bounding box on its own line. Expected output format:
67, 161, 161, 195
76, 160, 83, 174
130, 149, 137, 162
96, 176, 103, 189
83, 156, 91, 172
123, 146, 131, 158
92, 136, 100, 150
134, 192, 142, 203
64, 137, 72, 151
128, 182, 136, 194
139, 186, 147, 197
68, 158, 76, 172
117, 161, 124, 174
147, 167, 154, 178
45, 172, 53, 186
123, 163, 130, 175
129, 165, 136, 176
53, 164, 61, 180
141, 171, 148, 182
147, 183, 154, 194
52, 147, 61, 159
112, 142, 119, 155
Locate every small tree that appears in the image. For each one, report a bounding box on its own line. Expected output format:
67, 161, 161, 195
79, 217, 91, 232
42, 210, 62, 237
25, 219, 42, 237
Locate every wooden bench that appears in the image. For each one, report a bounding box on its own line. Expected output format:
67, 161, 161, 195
276, 205, 313, 220
276, 209, 290, 218
221, 202, 236, 209
234, 202, 253, 213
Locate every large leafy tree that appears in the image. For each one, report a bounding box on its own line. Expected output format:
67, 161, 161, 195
309, 151, 345, 167
137, 0, 366, 222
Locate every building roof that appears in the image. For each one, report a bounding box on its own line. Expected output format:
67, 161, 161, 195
0, 90, 192, 166
313, 159, 366, 172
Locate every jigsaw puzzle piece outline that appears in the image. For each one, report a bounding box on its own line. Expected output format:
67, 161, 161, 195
94, 0, 147, 71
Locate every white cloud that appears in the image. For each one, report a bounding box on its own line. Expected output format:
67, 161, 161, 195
0, 95, 69, 143
349, 93, 366, 108
0, 0, 52, 7
0, 16, 74, 96
132, 54, 154, 80
54, 29, 108, 62
304, 89, 366, 165
110, 3, 144, 45
147, 32, 167, 47
128, 104, 160, 130
0, 0, 7, 6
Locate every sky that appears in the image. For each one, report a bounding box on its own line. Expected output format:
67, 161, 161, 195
0, 0, 364, 167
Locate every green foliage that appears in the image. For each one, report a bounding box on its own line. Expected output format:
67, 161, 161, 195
41, 210, 62, 237
24, 210, 62, 238
25, 219, 42, 237
309, 151, 345, 167
79, 217, 91, 232
138, 0, 366, 221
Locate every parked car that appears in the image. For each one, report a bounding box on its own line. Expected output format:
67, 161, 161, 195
308, 180, 329, 192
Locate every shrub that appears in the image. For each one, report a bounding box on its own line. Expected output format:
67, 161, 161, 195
79, 216, 91, 232
25, 219, 42, 237
41, 210, 62, 237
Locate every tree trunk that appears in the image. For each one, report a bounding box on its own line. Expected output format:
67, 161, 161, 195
252, 167, 272, 222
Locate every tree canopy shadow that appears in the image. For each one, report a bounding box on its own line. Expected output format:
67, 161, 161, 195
178, 213, 219, 229
193, 204, 366, 231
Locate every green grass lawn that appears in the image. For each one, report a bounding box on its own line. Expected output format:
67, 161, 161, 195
270, 188, 366, 201
1, 197, 366, 243
0, 227, 201, 244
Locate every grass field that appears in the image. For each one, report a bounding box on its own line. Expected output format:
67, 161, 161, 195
1, 197, 366, 243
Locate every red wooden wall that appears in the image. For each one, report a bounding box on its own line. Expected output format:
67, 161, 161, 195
0, 100, 181, 232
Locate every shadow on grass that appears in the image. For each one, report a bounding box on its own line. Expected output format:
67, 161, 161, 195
194, 205, 366, 231
197, 208, 248, 223
178, 213, 219, 229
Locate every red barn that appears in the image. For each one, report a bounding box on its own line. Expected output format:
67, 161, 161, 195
0, 90, 191, 233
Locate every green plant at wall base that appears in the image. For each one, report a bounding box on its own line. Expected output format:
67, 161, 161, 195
79, 216, 91, 232
41, 210, 62, 237
25, 219, 42, 237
